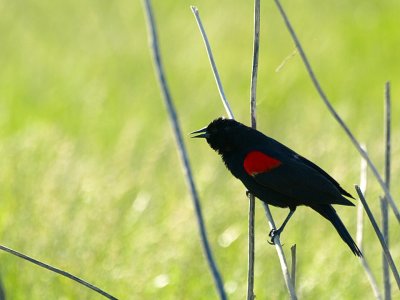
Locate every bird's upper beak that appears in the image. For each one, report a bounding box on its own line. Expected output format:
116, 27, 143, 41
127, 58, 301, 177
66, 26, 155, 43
190, 126, 209, 138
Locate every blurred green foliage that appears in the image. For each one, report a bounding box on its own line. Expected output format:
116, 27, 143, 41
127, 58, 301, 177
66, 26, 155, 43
0, 0, 399, 299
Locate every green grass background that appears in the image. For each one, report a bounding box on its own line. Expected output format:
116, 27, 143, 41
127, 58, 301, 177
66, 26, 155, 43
0, 0, 399, 299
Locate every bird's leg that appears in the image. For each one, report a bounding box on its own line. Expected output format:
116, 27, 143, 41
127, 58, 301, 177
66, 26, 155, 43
268, 208, 296, 245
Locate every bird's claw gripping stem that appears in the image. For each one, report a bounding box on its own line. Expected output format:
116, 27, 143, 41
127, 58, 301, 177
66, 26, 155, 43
268, 228, 281, 245
246, 190, 251, 199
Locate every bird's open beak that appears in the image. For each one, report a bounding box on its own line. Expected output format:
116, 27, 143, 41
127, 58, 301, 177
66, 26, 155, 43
190, 127, 209, 138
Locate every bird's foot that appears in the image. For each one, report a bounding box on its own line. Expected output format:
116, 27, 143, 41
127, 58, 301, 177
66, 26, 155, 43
246, 190, 257, 200
268, 228, 281, 245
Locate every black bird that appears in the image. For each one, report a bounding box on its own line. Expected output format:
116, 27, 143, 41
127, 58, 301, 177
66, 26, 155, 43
191, 117, 362, 256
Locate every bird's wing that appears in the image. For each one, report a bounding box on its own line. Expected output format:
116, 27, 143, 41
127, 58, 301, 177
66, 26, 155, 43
247, 152, 354, 206
294, 154, 355, 199
259, 135, 354, 199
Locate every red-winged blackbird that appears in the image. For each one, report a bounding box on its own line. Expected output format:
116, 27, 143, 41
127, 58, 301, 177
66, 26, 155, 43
191, 117, 362, 256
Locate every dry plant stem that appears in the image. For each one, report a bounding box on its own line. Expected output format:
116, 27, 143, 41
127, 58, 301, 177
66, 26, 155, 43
247, 194, 256, 300
357, 150, 383, 300
355, 186, 400, 289
191, 6, 234, 120
290, 245, 296, 290
0, 245, 117, 300
359, 144, 368, 195
143, 1, 227, 299
357, 204, 383, 300
247, 1, 260, 299
263, 203, 297, 300
273, 0, 400, 223
191, 5, 296, 299
0, 275, 6, 300
250, 0, 260, 129
382, 81, 391, 300
381, 200, 390, 299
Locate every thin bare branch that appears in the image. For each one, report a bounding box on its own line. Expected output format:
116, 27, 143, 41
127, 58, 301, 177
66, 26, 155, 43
263, 204, 297, 299
273, 0, 400, 223
247, 1, 260, 299
384, 81, 391, 190
247, 192, 256, 300
0, 245, 117, 299
190, 6, 235, 120
381, 199, 391, 299
250, 0, 260, 130
359, 144, 368, 195
290, 245, 297, 291
143, 1, 227, 299
356, 213, 383, 300
0, 274, 6, 300
382, 81, 391, 299
356, 146, 366, 247
355, 186, 400, 289
357, 149, 383, 300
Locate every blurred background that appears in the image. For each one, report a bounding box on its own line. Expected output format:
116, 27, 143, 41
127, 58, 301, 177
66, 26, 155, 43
0, 0, 399, 299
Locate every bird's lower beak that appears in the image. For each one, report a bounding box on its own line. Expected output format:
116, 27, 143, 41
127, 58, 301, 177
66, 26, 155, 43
190, 127, 209, 138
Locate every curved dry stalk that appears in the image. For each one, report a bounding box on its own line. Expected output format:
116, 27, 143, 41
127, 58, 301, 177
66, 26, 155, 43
247, 192, 256, 300
273, 0, 400, 223
382, 81, 391, 299
191, 6, 297, 299
263, 204, 297, 299
357, 149, 383, 300
250, 0, 260, 130
191, 6, 235, 120
143, 1, 227, 299
0, 245, 117, 299
290, 245, 297, 291
357, 203, 383, 300
355, 186, 400, 289
0, 275, 4, 300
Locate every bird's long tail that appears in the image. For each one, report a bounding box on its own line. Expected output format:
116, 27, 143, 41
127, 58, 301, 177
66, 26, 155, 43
311, 204, 362, 257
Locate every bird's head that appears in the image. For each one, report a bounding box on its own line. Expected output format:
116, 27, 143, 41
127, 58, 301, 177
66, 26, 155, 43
191, 117, 249, 154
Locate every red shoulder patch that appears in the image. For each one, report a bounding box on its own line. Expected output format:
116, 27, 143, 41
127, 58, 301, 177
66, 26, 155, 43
243, 151, 282, 176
